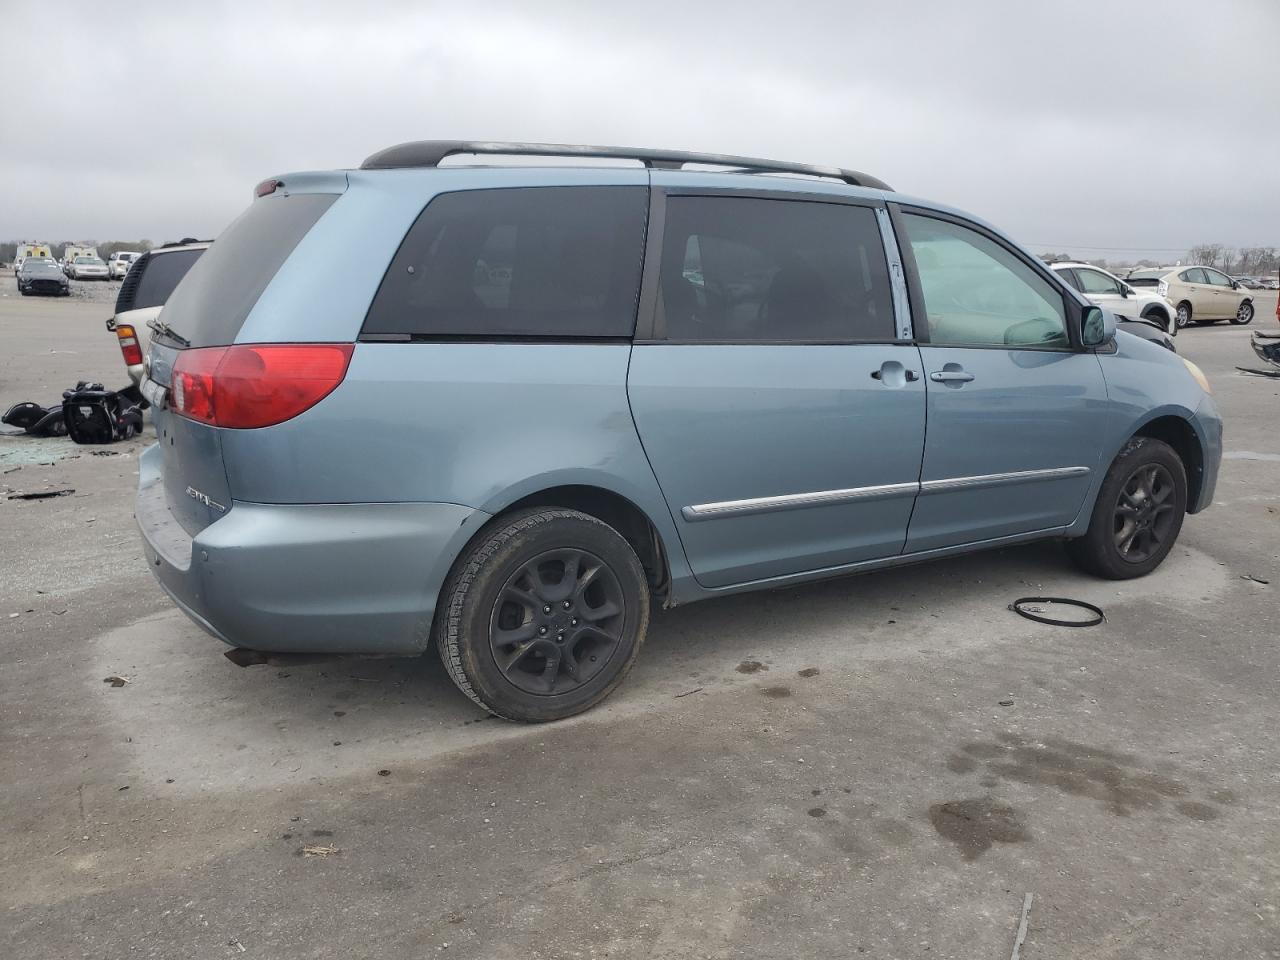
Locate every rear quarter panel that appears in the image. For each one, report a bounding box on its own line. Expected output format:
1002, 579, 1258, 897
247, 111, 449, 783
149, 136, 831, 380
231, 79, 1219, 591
218, 342, 693, 584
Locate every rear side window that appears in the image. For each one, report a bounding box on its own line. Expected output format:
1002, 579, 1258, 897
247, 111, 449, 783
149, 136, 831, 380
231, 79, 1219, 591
116, 248, 204, 313
159, 193, 337, 347
658, 197, 893, 342
362, 186, 648, 339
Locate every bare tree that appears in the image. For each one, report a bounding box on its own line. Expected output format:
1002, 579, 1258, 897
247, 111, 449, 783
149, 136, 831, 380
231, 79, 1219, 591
1188, 243, 1223, 267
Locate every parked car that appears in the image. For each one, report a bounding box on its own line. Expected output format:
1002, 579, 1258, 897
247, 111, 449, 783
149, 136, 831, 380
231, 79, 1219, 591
17, 258, 70, 296
1232, 276, 1264, 290
62, 244, 99, 276
1259, 277, 1280, 290
1126, 266, 1254, 327
67, 255, 109, 280
1051, 261, 1177, 334
135, 141, 1222, 722
106, 240, 210, 384
107, 250, 141, 280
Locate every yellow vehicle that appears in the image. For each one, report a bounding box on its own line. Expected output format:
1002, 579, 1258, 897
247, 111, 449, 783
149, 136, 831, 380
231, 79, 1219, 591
13, 242, 52, 275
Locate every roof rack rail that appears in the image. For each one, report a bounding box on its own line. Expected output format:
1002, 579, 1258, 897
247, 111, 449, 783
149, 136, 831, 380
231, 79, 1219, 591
359, 140, 892, 191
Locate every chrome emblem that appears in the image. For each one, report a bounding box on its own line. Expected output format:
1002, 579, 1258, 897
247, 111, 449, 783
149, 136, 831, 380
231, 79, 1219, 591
186, 486, 226, 513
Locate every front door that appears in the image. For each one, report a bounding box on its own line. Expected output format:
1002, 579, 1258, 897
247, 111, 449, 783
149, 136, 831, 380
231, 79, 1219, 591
628, 192, 926, 588
896, 211, 1109, 552
1072, 266, 1129, 318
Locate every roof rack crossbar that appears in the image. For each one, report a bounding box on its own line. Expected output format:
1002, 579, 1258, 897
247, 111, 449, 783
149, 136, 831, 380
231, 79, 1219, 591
359, 140, 891, 191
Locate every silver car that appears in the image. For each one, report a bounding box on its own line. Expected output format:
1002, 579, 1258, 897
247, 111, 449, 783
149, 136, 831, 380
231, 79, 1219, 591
136, 141, 1222, 722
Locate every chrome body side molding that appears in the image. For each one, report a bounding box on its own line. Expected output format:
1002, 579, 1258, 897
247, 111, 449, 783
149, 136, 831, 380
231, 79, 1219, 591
681, 481, 919, 522
917, 465, 1090, 496
683, 466, 1090, 522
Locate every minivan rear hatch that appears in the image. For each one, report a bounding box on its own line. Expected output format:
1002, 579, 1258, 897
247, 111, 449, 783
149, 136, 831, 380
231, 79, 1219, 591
144, 190, 340, 535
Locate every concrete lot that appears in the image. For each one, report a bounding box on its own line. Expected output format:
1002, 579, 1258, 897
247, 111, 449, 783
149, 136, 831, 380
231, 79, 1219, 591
2, 278, 1278, 959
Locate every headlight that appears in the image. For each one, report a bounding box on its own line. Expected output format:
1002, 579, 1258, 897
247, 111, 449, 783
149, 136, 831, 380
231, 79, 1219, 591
1182, 357, 1211, 394
1157, 280, 1169, 297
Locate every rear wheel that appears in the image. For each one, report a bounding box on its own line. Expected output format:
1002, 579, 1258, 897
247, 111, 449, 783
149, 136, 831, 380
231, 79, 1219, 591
1067, 437, 1187, 579
1231, 301, 1254, 325
435, 508, 650, 722
1175, 302, 1192, 328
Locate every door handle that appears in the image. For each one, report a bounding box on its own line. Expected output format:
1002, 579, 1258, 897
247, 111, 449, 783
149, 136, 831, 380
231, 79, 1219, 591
870, 362, 920, 386
930, 370, 975, 383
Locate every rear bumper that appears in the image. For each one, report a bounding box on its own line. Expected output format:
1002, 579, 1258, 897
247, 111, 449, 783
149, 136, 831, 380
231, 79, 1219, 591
135, 444, 490, 654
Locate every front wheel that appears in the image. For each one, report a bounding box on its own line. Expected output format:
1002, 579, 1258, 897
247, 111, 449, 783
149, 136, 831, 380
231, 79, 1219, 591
1175, 302, 1192, 328
1143, 309, 1175, 335
1231, 301, 1254, 325
435, 508, 650, 722
1067, 437, 1187, 579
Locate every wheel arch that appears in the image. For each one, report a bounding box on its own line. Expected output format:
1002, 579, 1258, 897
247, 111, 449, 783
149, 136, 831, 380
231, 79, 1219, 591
471, 474, 683, 604
1130, 413, 1205, 512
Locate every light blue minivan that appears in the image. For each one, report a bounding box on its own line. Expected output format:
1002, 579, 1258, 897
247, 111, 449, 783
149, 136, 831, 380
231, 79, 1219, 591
136, 141, 1221, 721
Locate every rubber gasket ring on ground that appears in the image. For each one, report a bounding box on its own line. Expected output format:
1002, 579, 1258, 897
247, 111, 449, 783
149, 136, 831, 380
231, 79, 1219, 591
1009, 597, 1105, 627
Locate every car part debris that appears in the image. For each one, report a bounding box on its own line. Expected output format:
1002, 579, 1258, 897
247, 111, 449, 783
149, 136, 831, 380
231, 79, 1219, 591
103, 675, 132, 687
1, 401, 67, 437
1009, 596, 1104, 627
302, 844, 339, 857
1241, 574, 1271, 585
1252, 330, 1280, 369
8, 488, 75, 501
63, 382, 145, 444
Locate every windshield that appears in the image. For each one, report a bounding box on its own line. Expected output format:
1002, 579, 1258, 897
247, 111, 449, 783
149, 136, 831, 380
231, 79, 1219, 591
1127, 269, 1171, 280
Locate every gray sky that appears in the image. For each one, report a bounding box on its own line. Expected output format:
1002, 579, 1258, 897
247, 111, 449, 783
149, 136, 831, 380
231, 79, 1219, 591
2, 0, 1277, 259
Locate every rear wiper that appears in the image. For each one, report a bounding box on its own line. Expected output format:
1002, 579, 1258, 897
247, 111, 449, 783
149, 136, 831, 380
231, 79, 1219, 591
147, 317, 190, 349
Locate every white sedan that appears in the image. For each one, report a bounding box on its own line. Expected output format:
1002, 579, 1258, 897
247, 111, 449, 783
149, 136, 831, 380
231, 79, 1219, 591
68, 256, 110, 280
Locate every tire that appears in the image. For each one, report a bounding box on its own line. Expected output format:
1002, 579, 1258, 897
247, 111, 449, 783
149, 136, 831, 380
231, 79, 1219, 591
435, 507, 650, 722
1231, 301, 1254, 325
1142, 308, 1174, 335
1174, 302, 1192, 328
1067, 436, 1187, 579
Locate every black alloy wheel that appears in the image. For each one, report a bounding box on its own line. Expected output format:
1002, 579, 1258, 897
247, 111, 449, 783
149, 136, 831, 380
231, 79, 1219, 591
1112, 463, 1178, 564
436, 507, 650, 721
489, 548, 626, 696
1067, 436, 1187, 579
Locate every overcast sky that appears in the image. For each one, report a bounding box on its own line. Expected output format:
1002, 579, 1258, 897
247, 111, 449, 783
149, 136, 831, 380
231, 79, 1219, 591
2, 0, 1276, 259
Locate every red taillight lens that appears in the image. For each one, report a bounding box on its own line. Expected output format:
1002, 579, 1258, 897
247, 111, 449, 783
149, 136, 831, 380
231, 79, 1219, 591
115, 324, 144, 366
169, 344, 353, 429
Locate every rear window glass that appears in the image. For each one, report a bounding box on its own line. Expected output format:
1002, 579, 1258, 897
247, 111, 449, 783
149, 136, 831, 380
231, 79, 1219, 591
159, 193, 337, 347
362, 186, 648, 339
658, 197, 894, 342
119, 248, 204, 312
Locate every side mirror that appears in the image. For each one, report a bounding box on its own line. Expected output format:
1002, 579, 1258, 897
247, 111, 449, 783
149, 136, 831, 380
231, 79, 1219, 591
1082, 306, 1116, 347
1119, 285, 1130, 298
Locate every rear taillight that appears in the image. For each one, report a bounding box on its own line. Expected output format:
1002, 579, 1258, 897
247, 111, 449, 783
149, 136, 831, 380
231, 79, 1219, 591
115, 324, 144, 366
170, 343, 353, 429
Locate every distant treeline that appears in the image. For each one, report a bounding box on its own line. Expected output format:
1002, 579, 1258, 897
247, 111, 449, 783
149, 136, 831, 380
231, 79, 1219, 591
0, 240, 155, 264
1040, 245, 1279, 277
